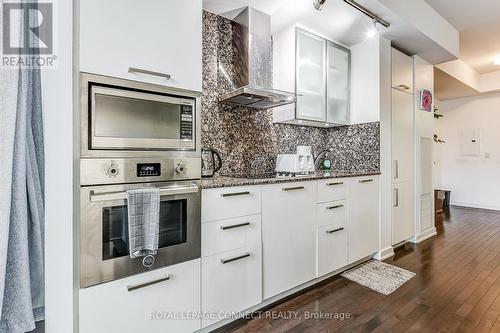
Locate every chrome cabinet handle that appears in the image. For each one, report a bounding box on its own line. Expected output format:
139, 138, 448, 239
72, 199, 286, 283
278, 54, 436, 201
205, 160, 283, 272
221, 191, 250, 197
393, 160, 399, 179
128, 67, 171, 80
326, 181, 343, 186
326, 204, 344, 210
359, 179, 374, 183
326, 227, 344, 234
220, 222, 251, 230
393, 188, 399, 207
90, 184, 199, 202
221, 253, 250, 264
127, 275, 170, 292
282, 186, 305, 191
395, 84, 410, 91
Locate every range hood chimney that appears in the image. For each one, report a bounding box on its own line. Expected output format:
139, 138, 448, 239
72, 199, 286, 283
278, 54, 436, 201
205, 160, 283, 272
219, 7, 296, 109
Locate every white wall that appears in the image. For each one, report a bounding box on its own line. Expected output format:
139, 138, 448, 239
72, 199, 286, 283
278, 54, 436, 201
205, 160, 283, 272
42, 0, 75, 331
436, 92, 500, 210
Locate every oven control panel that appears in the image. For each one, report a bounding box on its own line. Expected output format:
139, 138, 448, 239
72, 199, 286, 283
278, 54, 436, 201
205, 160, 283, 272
80, 158, 201, 186
137, 163, 161, 177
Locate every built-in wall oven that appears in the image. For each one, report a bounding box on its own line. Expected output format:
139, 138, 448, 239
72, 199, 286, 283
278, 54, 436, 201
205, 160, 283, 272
79, 74, 202, 288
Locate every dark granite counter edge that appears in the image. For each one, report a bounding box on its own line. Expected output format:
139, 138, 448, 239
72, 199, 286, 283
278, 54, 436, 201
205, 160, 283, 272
200, 172, 381, 190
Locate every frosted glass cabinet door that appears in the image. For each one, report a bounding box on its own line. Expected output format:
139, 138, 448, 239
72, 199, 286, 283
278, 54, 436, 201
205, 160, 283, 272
296, 29, 326, 122
327, 43, 350, 124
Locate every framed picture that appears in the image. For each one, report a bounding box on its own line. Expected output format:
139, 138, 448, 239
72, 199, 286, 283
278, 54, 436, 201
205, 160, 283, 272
420, 89, 432, 112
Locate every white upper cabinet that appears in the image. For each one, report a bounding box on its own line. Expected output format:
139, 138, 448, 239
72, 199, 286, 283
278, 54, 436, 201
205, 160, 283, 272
273, 26, 350, 126
296, 29, 327, 122
327, 42, 350, 124
391, 48, 414, 93
392, 89, 414, 183
80, 0, 202, 92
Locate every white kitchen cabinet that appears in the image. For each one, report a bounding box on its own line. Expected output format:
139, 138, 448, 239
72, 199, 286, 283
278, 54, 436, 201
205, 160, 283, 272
262, 181, 316, 299
202, 186, 261, 222
272, 26, 350, 126
201, 246, 262, 327
316, 200, 348, 228
316, 178, 347, 203
392, 89, 414, 183
391, 48, 414, 93
392, 181, 415, 245
327, 42, 350, 124
296, 29, 327, 122
201, 214, 261, 257
79, 259, 201, 333
80, 0, 202, 92
348, 176, 379, 263
317, 223, 348, 277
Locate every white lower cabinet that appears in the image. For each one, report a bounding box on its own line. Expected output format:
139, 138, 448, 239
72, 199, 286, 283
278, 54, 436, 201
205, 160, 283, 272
317, 224, 348, 277
348, 176, 379, 263
79, 259, 201, 333
262, 182, 316, 299
201, 246, 262, 327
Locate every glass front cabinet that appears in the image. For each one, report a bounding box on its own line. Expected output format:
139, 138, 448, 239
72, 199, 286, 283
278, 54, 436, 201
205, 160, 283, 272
272, 26, 350, 126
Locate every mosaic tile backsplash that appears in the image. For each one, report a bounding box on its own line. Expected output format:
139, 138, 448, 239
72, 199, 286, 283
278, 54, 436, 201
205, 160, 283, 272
201, 11, 380, 176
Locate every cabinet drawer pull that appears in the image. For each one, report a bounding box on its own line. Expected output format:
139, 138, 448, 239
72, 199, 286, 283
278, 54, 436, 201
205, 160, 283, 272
326, 204, 344, 210
393, 188, 399, 207
221, 191, 250, 197
359, 179, 374, 183
326, 181, 343, 186
127, 275, 170, 292
221, 253, 250, 264
220, 222, 251, 230
326, 227, 344, 234
393, 160, 399, 179
282, 186, 305, 191
128, 67, 171, 80
395, 84, 410, 91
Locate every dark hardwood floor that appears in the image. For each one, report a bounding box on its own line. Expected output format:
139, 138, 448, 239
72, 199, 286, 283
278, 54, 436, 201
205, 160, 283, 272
230, 206, 500, 333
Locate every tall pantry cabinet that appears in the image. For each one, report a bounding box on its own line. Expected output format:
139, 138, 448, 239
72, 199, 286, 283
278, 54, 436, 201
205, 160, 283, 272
391, 48, 415, 245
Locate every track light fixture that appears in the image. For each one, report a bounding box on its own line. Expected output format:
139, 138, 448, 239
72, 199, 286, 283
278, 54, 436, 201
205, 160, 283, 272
313, 0, 327, 11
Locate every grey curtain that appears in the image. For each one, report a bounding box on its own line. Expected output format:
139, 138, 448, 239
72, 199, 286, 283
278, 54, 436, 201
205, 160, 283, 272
0, 0, 45, 331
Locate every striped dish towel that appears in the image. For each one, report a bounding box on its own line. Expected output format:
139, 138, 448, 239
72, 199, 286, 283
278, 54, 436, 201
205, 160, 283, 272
127, 188, 160, 258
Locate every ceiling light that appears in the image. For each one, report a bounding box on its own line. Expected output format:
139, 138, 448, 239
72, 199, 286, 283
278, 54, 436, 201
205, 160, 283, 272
366, 19, 379, 39
297, 120, 303, 123
494, 55, 500, 65
313, 0, 327, 11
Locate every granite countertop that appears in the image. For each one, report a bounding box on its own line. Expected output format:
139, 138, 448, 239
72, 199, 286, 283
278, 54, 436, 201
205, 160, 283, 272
200, 171, 381, 189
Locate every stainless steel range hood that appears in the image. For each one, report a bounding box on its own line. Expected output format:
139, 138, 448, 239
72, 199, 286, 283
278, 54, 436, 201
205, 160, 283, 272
219, 7, 296, 110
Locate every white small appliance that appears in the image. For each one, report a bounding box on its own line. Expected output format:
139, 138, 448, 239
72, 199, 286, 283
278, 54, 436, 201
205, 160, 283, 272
275, 146, 315, 175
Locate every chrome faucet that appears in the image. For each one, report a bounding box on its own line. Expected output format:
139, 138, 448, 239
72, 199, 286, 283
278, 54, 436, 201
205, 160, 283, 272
314, 148, 333, 170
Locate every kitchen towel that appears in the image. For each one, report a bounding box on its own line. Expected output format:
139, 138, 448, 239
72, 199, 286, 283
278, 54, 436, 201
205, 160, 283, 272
127, 188, 160, 258
0, 0, 46, 331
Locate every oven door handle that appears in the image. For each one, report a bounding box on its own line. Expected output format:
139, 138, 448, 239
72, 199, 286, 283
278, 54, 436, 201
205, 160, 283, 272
89, 184, 199, 202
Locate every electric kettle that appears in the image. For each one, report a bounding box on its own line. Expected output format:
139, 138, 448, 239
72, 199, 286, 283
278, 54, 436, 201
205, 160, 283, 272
201, 148, 222, 177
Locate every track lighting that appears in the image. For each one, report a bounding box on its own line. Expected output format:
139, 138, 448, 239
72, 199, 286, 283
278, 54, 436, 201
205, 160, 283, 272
366, 20, 379, 38
313, 0, 327, 11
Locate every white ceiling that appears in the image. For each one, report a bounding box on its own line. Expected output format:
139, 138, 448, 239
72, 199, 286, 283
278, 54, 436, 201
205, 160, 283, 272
425, 0, 500, 74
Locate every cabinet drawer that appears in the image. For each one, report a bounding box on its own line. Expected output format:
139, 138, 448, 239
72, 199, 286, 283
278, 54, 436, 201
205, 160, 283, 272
202, 186, 261, 222
202, 246, 262, 327
317, 224, 348, 277
317, 200, 347, 228
317, 179, 347, 203
79, 259, 201, 333
202, 215, 261, 257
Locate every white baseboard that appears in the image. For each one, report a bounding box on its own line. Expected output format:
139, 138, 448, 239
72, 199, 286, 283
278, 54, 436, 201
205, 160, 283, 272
451, 201, 500, 211
409, 227, 437, 244
373, 246, 395, 261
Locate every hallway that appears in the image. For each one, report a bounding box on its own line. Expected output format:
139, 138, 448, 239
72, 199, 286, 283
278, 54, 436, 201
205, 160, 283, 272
229, 207, 500, 332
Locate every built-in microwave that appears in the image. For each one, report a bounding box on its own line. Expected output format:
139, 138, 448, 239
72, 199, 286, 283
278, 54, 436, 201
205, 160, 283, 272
80, 73, 201, 157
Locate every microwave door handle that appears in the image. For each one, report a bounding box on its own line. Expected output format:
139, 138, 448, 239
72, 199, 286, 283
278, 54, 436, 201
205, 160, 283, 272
89, 184, 199, 202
